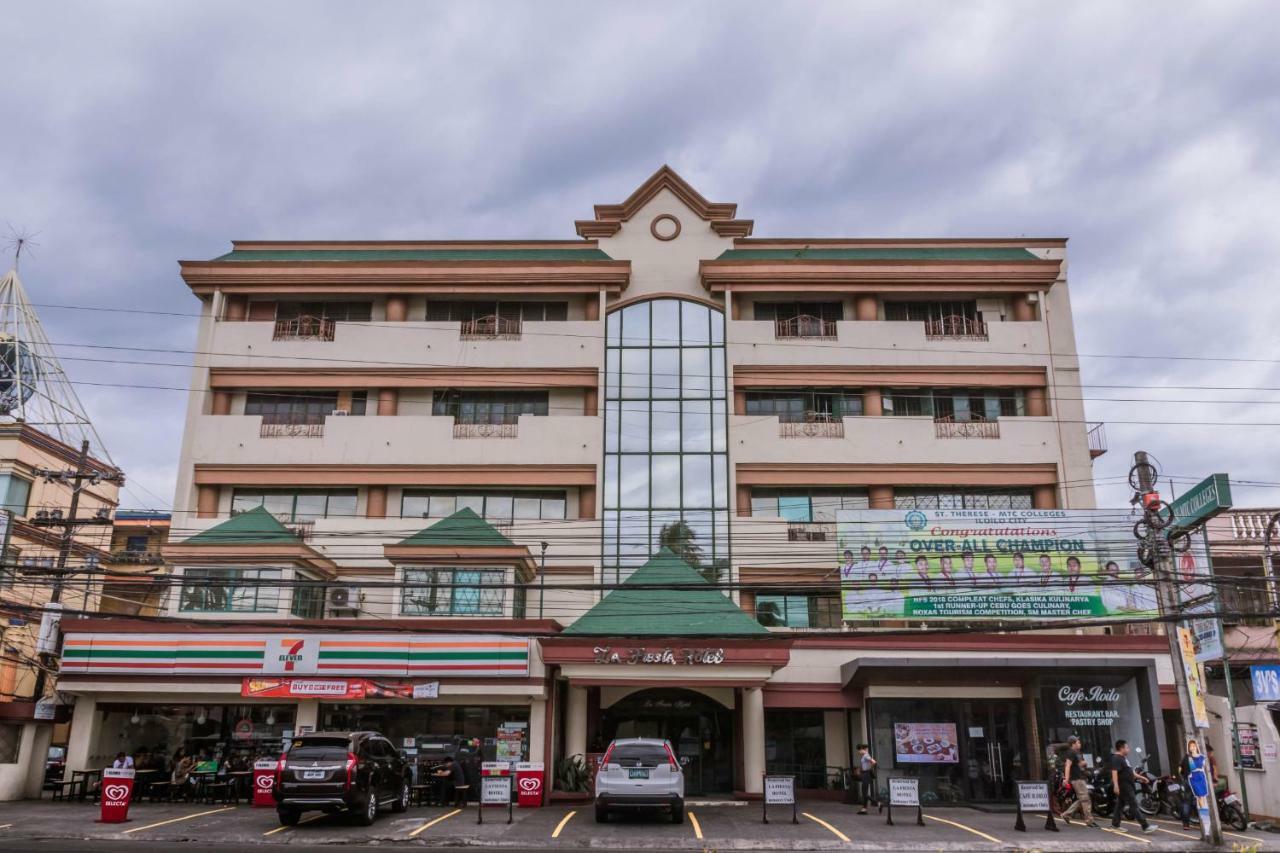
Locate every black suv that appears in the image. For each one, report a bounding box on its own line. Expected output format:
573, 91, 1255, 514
274, 731, 411, 826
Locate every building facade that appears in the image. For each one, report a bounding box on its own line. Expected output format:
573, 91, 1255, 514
58, 167, 1179, 802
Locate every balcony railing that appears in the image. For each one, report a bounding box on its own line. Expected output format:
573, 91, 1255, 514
923, 315, 988, 340
259, 416, 325, 438
1228, 511, 1280, 541
273, 315, 336, 342
780, 412, 845, 438
787, 522, 833, 542
934, 414, 1000, 439
774, 315, 837, 339
460, 315, 522, 339
283, 520, 315, 541
452, 419, 519, 439
1088, 422, 1108, 458
108, 549, 165, 565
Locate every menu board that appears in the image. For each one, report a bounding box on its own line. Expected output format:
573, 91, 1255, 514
894, 722, 959, 764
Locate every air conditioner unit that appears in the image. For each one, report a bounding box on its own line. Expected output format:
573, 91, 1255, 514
328, 586, 361, 614
331, 409, 350, 416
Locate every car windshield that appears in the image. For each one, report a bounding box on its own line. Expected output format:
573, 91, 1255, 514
288, 738, 349, 762
610, 744, 668, 768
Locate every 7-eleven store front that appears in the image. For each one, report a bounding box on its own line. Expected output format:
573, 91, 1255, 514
56, 619, 552, 783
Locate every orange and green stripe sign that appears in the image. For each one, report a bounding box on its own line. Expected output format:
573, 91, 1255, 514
61, 633, 531, 677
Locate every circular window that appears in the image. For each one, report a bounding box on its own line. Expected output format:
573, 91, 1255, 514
650, 214, 681, 241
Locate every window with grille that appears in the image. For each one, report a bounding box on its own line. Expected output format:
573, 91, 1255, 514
431, 390, 549, 424
401, 568, 505, 616
231, 490, 358, 522
276, 301, 372, 322
745, 390, 863, 421
179, 567, 281, 613
893, 488, 1034, 510
425, 301, 569, 322
245, 392, 338, 424
400, 490, 567, 522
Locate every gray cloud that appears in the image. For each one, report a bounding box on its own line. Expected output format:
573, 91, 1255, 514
2, 0, 1277, 510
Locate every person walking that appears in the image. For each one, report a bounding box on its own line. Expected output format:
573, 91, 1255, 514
855, 743, 878, 814
1108, 740, 1155, 833
1059, 735, 1098, 827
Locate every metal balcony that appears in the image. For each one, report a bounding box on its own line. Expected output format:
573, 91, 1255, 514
273, 315, 336, 341
1087, 422, 1107, 458
780, 413, 845, 438
259, 416, 325, 438
934, 414, 1000, 439
774, 315, 837, 339
460, 315, 521, 340
923, 315, 988, 341
452, 420, 519, 439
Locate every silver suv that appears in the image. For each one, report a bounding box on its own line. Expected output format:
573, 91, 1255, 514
594, 738, 685, 823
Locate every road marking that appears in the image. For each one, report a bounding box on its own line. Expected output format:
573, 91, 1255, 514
262, 812, 330, 837
688, 810, 703, 840
923, 813, 1002, 844
0, 824, 11, 829
1153, 825, 1197, 840
1101, 826, 1152, 844
1151, 816, 1264, 845
122, 806, 235, 834
551, 810, 577, 838
407, 807, 462, 838
802, 812, 850, 842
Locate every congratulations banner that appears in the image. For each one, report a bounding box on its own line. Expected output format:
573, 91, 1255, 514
835, 509, 1178, 621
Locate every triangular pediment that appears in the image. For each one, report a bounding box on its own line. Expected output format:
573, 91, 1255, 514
576, 166, 753, 238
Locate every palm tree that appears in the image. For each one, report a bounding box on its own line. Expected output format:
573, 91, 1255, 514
657, 521, 721, 584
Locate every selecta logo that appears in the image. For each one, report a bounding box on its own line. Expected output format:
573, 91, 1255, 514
278, 639, 306, 671
904, 510, 928, 531
103, 784, 130, 804
518, 776, 541, 793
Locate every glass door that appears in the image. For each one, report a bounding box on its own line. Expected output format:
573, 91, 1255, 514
959, 701, 1024, 802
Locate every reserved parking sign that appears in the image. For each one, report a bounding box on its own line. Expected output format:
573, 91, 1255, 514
889, 778, 918, 807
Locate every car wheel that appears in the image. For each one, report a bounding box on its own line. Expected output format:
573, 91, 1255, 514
391, 780, 410, 813
671, 801, 684, 824
353, 793, 378, 826
595, 803, 609, 823
277, 808, 300, 827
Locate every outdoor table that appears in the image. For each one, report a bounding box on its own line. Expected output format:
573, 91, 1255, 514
70, 768, 100, 801
133, 769, 163, 798
227, 771, 253, 802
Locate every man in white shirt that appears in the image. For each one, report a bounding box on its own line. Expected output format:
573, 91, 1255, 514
112, 752, 134, 769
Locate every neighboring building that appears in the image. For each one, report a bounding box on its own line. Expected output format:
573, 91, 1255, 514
58, 167, 1179, 803
98, 511, 170, 616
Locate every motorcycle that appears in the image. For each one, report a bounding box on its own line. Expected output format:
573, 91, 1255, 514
1218, 787, 1248, 831
1134, 756, 1160, 816
1154, 772, 1186, 818
1088, 753, 1159, 819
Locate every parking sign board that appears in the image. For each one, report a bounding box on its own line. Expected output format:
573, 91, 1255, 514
764, 776, 795, 804
1017, 781, 1050, 811
889, 777, 919, 807
481, 775, 511, 804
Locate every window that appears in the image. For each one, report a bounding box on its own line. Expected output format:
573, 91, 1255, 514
0, 474, 32, 517
765, 710, 827, 787
884, 300, 979, 323
883, 388, 1026, 420
432, 390, 548, 424
756, 594, 840, 628
745, 390, 863, 422
179, 568, 281, 613
426, 301, 568, 322
124, 535, 150, 553
231, 490, 358, 522
291, 576, 326, 619
750, 488, 869, 522
752, 302, 843, 322
401, 568, 504, 616
245, 392, 338, 425
348, 391, 368, 416
276, 301, 372, 322
400, 490, 567, 522
893, 488, 1034, 510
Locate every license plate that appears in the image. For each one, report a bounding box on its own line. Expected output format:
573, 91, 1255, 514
302, 770, 326, 780
1167, 783, 1180, 791
628, 768, 649, 779
1225, 794, 1239, 805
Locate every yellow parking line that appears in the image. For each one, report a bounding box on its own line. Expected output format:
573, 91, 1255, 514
551, 810, 576, 838
0, 824, 11, 829
1151, 816, 1263, 845
924, 813, 1002, 844
802, 812, 850, 842
122, 806, 235, 834
262, 811, 330, 837
1153, 826, 1197, 840
1101, 826, 1152, 844
407, 807, 461, 838
688, 810, 703, 840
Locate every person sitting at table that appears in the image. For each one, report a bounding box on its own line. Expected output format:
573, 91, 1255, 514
172, 749, 197, 799
434, 756, 470, 807
111, 751, 134, 769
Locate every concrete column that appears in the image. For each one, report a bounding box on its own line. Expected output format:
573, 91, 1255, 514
64, 696, 96, 778
1026, 387, 1048, 417
733, 390, 746, 416
1033, 485, 1058, 509
211, 391, 232, 416
854, 295, 878, 321
224, 295, 247, 321
739, 590, 756, 617
863, 388, 882, 416
565, 686, 588, 760
728, 290, 741, 321
528, 698, 546, 772
385, 296, 408, 322
583, 388, 598, 416
823, 711, 851, 772
197, 485, 219, 519
294, 700, 319, 733
23, 723, 53, 798
736, 485, 752, 518
742, 687, 765, 793
578, 486, 596, 520
336, 389, 353, 412
366, 486, 388, 519
868, 485, 894, 509
584, 294, 600, 322
377, 388, 399, 417
1012, 294, 1035, 321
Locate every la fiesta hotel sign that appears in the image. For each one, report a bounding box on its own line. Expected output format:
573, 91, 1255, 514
593, 646, 725, 665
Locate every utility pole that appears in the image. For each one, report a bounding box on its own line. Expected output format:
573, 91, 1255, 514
28, 439, 122, 700
1132, 451, 1222, 845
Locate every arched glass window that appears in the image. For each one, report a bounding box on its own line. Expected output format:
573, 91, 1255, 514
602, 299, 729, 584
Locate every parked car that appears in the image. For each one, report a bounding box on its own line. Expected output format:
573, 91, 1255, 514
274, 731, 411, 826
594, 738, 684, 824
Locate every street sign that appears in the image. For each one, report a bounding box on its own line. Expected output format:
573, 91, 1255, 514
888, 778, 918, 807
478, 775, 513, 825
1170, 474, 1232, 532
761, 774, 797, 824
1251, 665, 1280, 702
1014, 781, 1059, 832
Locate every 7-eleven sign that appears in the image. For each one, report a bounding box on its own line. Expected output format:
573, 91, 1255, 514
262, 637, 319, 675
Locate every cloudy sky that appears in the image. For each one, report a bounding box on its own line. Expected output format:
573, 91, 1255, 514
1, 0, 1277, 512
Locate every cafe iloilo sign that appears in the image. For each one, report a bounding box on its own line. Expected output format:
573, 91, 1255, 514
61, 632, 530, 677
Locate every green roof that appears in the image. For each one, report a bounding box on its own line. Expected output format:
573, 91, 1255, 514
185, 506, 301, 545
396, 508, 516, 548
565, 549, 768, 637
212, 248, 614, 262
716, 247, 1040, 261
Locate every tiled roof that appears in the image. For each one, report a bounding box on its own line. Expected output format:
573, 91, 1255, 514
716, 247, 1039, 261
396, 508, 517, 548
212, 248, 614, 262
184, 506, 300, 545
564, 548, 768, 636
